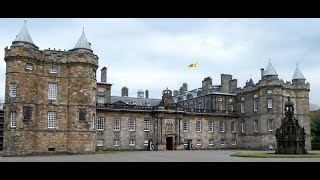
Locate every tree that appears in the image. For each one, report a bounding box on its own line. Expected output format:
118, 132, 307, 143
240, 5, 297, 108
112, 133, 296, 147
310, 111, 320, 143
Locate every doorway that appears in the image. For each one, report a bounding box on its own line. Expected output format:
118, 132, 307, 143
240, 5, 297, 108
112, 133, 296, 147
166, 137, 174, 150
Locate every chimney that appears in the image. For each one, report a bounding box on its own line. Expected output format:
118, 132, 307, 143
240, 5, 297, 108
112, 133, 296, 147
101, 67, 107, 83
145, 90, 149, 98
260, 68, 264, 80
121, 87, 128, 97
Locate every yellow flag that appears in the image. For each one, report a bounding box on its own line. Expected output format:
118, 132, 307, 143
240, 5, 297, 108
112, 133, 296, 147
188, 62, 198, 68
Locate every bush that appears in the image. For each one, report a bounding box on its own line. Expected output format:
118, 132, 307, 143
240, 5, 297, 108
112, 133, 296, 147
311, 143, 320, 150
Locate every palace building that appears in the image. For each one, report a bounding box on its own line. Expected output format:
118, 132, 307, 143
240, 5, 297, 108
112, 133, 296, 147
1, 21, 311, 156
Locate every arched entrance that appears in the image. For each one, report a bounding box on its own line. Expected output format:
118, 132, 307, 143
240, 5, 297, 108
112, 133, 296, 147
166, 137, 174, 150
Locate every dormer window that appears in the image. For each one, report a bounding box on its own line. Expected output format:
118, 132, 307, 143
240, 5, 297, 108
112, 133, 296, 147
49, 67, 58, 74
25, 63, 33, 71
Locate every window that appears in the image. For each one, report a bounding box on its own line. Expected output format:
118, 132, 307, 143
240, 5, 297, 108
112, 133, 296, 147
49, 67, 57, 74
129, 139, 136, 146
229, 98, 233, 102
113, 139, 120, 146
9, 84, 17, 97
144, 120, 150, 131
196, 121, 202, 132
144, 140, 149, 146
25, 63, 33, 70
48, 83, 57, 100
229, 105, 234, 112
241, 102, 245, 113
79, 109, 86, 121
217, 97, 222, 101
98, 88, 105, 92
253, 101, 258, 112
231, 122, 236, 133
97, 96, 105, 104
232, 139, 237, 145
267, 89, 272, 94
208, 121, 214, 132
209, 139, 214, 146
254, 120, 258, 132
220, 122, 225, 132
114, 119, 120, 131
218, 104, 223, 110
91, 116, 96, 130
183, 120, 188, 132
241, 97, 245, 101
10, 112, 16, 128
23, 107, 32, 120
220, 139, 225, 146
267, 119, 273, 132
196, 139, 202, 146
241, 122, 245, 133
97, 140, 103, 147
97, 117, 104, 130
48, 111, 56, 128
267, 99, 273, 109
129, 118, 136, 131
253, 94, 258, 98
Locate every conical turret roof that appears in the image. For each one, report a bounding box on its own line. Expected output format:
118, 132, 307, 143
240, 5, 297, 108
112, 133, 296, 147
13, 20, 35, 46
292, 65, 306, 80
264, 60, 278, 76
73, 29, 92, 51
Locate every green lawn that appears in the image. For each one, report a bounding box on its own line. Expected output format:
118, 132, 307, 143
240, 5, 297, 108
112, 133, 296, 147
231, 151, 320, 158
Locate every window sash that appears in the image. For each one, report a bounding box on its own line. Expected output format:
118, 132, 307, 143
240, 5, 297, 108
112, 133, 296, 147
196, 121, 202, 132
220, 122, 225, 132
48, 112, 56, 128
208, 121, 213, 132
113, 139, 120, 146
241, 103, 245, 113
253, 101, 258, 111
97, 96, 105, 104
10, 112, 16, 128
114, 119, 120, 131
229, 105, 233, 111
183, 120, 188, 132
97, 140, 103, 146
144, 120, 150, 131
254, 121, 258, 132
268, 120, 273, 131
267, 99, 273, 109
241, 122, 245, 133
129, 139, 136, 146
209, 139, 214, 145
196, 139, 202, 145
48, 83, 57, 100
220, 139, 225, 145
9, 84, 17, 97
23, 107, 32, 120
97, 117, 105, 130
129, 119, 136, 131
231, 122, 236, 132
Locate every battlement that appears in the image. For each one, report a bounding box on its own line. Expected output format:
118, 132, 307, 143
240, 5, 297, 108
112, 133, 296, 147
4, 45, 98, 68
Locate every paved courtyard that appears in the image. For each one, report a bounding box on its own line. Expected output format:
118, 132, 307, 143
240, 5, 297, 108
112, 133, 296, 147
1, 150, 320, 162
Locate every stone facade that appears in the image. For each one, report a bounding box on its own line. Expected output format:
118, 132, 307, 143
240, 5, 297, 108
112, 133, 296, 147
3, 35, 98, 156
2, 22, 311, 156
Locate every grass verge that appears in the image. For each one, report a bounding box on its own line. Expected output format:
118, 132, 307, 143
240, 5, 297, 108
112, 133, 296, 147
231, 151, 320, 158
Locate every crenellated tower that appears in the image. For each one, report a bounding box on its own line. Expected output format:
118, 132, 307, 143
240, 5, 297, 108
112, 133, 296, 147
3, 21, 98, 156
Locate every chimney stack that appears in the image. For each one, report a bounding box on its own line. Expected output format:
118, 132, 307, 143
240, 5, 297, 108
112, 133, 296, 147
145, 90, 149, 98
121, 87, 128, 97
101, 67, 107, 83
260, 68, 264, 80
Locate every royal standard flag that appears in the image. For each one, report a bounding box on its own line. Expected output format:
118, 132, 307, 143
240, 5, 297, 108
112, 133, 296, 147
188, 62, 198, 68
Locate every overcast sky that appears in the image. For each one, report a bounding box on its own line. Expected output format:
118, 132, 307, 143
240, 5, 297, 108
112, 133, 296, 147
0, 18, 319, 105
